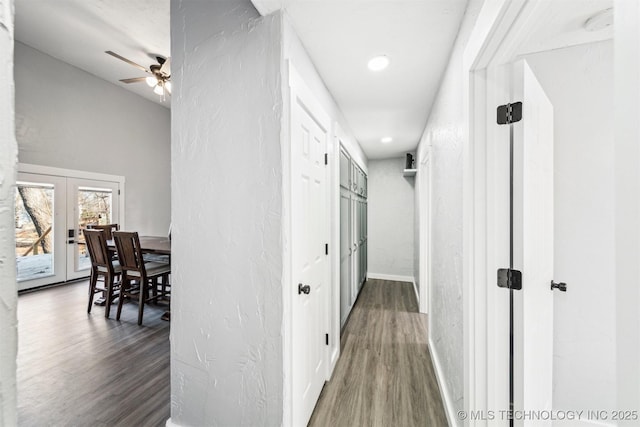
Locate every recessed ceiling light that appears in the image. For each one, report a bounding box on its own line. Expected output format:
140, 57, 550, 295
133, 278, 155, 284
368, 55, 390, 71
381, 137, 393, 143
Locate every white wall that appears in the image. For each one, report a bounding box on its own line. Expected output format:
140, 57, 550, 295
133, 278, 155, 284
525, 41, 616, 416
14, 42, 171, 235
615, 0, 640, 418
170, 1, 284, 425
367, 157, 414, 280
282, 14, 367, 172
415, 0, 484, 420
0, 0, 18, 424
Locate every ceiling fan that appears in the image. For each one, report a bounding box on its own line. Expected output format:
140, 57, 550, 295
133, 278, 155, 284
106, 50, 171, 97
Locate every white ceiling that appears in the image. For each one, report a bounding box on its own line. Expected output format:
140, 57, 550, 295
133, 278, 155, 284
256, 0, 469, 159
517, 0, 613, 56
14, 0, 614, 160
15, 0, 170, 107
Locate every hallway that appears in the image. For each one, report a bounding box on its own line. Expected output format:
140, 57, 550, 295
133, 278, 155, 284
309, 279, 447, 426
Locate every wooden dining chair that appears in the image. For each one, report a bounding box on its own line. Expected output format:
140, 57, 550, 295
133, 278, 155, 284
84, 229, 121, 318
113, 231, 171, 325
86, 223, 120, 240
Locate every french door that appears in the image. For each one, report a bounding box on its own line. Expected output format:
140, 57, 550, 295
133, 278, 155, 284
15, 171, 121, 290
66, 178, 120, 281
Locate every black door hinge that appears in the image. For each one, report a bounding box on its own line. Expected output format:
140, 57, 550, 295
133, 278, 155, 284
497, 102, 523, 125
325, 243, 328, 255
325, 153, 328, 165
325, 333, 329, 346
497, 268, 522, 290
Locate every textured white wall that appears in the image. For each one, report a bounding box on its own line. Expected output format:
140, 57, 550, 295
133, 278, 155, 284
415, 0, 483, 418
170, 1, 284, 425
0, 0, 17, 424
367, 157, 414, 279
14, 42, 171, 235
525, 41, 615, 415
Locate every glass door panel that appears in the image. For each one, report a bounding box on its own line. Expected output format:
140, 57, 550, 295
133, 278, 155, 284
66, 178, 120, 281
15, 173, 67, 290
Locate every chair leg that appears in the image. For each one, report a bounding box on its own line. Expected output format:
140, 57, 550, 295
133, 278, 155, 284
105, 272, 113, 318
88, 269, 98, 313
116, 278, 127, 321
137, 280, 146, 325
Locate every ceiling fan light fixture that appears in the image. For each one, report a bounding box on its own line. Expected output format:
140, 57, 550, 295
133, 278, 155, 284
146, 76, 158, 87
153, 83, 164, 96
165, 81, 172, 94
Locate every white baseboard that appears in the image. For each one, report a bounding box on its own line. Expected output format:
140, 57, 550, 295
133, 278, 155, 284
166, 418, 180, 427
367, 272, 414, 283
411, 278, 419, 307
428, 338, 457, 427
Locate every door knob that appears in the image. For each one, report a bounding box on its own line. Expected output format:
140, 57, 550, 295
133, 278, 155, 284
298, 283, 311, 295
550, 280, 567, 292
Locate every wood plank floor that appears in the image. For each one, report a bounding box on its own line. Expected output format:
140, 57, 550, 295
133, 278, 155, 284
17, 281, 170, 427
309, 279, 448, 427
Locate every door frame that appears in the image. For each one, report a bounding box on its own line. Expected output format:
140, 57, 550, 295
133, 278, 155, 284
418, 145, 431, 315
282, 62, 333, 427
462, 0, 557, 423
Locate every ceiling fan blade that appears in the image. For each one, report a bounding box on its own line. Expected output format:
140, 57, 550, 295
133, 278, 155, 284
160, 57, 171, 76
105, 51, 149, 73
119, 77, 148, 84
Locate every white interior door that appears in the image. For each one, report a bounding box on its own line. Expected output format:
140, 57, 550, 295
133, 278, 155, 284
291, 84, 329, 426
66, 178, 120, 281
15, 173, 67, 290
511, 59, 555, 424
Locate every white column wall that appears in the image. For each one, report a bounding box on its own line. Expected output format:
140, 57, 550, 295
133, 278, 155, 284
0, 0, 17, 424
615, 0, 640, 421
170, 1, 284, 425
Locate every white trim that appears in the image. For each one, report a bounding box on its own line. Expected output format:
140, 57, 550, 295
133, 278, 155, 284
429, 338, 458, 427
418, 146, 431, 315
411, 278, 419, 307
328, 123, 348, 378
165, 418, 180, 427
18, 163, 126, 228
366, 272, 414, 283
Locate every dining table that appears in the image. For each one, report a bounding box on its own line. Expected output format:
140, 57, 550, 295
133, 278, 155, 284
106, 235, 171, 255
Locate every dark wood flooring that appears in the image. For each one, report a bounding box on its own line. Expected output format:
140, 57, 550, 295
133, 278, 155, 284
17, 280, 170, 427
17, 279, 446, 427
309, 279, 448, 427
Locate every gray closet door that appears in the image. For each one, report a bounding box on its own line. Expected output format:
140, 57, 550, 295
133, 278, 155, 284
340, 188, 351, 327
